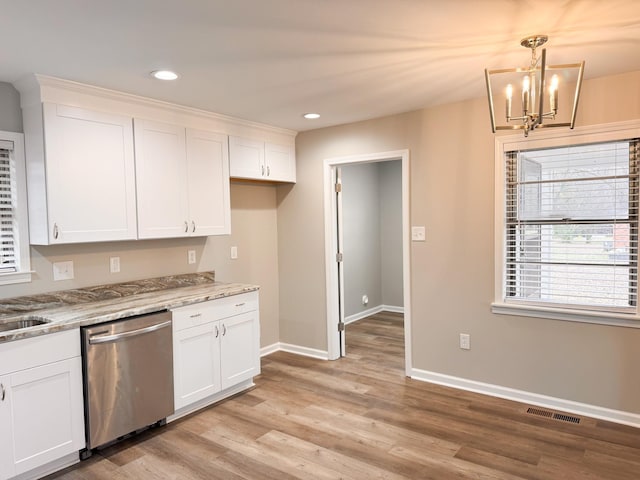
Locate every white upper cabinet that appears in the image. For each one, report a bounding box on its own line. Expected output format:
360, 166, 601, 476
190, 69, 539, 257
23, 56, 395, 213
15, 75, 295, 244
134, 119, 189, 239
24, 103, 137, 244
229, 135, 296, 183
265, 142, 296, 182
135, 120, 231, 239
186, 129, 231, 236
228, 136, 264, 179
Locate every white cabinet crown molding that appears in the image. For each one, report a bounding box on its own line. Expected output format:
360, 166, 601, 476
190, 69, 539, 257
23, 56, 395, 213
14, 74, 298, 142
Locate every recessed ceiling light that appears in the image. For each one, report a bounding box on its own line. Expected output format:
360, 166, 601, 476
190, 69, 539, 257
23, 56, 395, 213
303, 113, 320, 119
151, 70, 179, 81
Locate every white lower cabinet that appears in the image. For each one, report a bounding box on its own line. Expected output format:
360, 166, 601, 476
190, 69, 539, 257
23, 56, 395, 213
172, 292, 260, 413
0, 330, 85, 480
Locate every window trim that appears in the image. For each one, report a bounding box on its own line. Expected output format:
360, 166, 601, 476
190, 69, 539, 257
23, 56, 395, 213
0, 130, 31, 285
493, 120, 640, 327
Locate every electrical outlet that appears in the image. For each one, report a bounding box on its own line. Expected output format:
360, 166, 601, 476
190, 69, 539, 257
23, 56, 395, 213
188, 250, 196, 264
110, 256, 120, 273
411, 226, 426, 241
230, 246, 238, 260
53, 261, 74, 281
459, 333, 470, 350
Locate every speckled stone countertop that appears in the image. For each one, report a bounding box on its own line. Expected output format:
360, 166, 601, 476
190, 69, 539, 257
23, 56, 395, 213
0, 272, 259, 343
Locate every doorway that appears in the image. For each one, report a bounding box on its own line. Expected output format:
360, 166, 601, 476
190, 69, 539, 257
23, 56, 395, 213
323, 150, 411, 376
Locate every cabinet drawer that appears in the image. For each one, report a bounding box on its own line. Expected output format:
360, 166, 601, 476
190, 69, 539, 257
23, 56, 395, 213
172, 292, 258, 331
0, 329, 80, 376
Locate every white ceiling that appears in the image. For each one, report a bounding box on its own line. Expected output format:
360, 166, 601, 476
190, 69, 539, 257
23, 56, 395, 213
1, 0, 639, 132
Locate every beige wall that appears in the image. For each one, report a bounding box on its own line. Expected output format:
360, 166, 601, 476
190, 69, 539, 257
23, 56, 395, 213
279, 70, 640, 413
342, 162, 383, 317
0, 82, 22, 132
1, 183, 280, 348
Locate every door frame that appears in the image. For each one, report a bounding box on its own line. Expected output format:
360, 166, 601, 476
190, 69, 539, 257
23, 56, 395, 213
323, 149, 412, 376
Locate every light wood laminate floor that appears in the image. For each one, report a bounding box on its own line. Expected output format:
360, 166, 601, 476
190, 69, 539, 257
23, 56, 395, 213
47, 312, 640, 479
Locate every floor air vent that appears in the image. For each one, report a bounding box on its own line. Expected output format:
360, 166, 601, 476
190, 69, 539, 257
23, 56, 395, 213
526, 407, 581, 424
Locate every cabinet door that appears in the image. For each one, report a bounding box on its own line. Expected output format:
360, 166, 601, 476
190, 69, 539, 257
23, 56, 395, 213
134, 119, 189, 238
220, 311, 260, 390
6, 358, 84, 476
186, 129, 231, 236
43, 103, 137, 243
173, 322, 222, 410
0, 375, 14, 480
265, 142, 296, 182
229, 136, 264, 179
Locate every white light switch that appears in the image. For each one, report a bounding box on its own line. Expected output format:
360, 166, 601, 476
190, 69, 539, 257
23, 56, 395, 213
411, 226, 426, 242
53, 261, 74, 281
230, 246, 238, 260
459, 333, 470, 350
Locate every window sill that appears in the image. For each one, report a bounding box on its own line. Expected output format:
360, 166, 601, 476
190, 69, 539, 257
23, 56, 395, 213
491, 302, 640, 329
0, 271, 33, 286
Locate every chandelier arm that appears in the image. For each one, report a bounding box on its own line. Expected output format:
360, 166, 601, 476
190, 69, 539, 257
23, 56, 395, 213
570, 61, 586, 129
535, 48, 547, 127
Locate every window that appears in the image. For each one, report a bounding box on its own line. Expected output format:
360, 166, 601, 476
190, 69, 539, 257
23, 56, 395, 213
0, 131, 31, 285
505, 140, 638, 311
494, 121, 640, 325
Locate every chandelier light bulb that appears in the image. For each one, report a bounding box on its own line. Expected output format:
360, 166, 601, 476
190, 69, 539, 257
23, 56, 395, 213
522, 75, 530, 113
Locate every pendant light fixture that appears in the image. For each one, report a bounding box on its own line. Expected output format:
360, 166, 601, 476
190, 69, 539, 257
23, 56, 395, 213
485, 35, 585, 136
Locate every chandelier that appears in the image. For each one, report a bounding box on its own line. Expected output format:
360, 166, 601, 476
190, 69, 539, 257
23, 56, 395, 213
485, 35, 585, 136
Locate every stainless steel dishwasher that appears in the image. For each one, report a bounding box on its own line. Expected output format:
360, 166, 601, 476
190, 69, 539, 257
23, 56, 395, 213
81, 310, 174, 455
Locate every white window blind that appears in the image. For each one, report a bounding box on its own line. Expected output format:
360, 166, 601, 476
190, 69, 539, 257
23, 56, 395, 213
505, 139, 639, 311
0, 140, 17, 273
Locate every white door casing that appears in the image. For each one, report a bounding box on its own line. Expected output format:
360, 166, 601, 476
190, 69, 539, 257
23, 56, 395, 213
323, 149, 412, 375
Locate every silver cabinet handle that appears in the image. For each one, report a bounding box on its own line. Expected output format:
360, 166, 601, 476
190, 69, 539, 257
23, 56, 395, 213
215, 325, 219, 338
235, 302, 245, 307
184, 221, 189, 233
53, 223, 59, 239
1, 383, 5, 401
222, 324, 227, 336
89, 320, 172, 344
261, 165, 265, 176
189, 313, 201, 319
191, 221, 196, 233
267, 165, 270, 177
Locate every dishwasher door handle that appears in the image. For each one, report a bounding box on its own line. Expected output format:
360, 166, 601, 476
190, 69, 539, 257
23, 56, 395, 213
88, 320, 172, 344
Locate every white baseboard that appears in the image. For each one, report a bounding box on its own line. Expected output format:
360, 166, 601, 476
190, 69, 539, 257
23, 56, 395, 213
260, 343, 280, 357
382, 304, 404, 314
261, 342, 329, 360
345, 304, 405, 324
411, 368, 640, 429
168, 379, 254, 423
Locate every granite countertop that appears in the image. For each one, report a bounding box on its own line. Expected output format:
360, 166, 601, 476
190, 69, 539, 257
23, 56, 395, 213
0, 272, 259, 343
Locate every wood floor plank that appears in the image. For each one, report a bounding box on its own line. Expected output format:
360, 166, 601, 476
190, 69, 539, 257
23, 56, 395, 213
45, 312, 640, 480
258, 430, 409, 480
201, 423, 355, 480
391, 444, 526, 480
